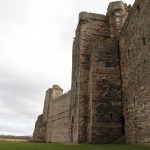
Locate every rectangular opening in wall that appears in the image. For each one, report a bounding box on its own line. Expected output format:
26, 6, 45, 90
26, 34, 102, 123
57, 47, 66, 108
110, 113, 113, 119
133, 97, 136, 108
128, 49, 130, 58
137, 4, 140, 12
143, 37, 146, 45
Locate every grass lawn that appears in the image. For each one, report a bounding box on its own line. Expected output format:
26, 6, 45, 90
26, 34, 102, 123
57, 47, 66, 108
0, 141, 149, 150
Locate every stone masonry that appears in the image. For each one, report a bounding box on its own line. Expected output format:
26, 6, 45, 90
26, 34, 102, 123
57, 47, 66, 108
120, 0, 150, 145
70, 1, 129, 143
33, 114, 45, 141
33, 85, 71, 143
88, 38, 123, 143
33, 0, 150, 146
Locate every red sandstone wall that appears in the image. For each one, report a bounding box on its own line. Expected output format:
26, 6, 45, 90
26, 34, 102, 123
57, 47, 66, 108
120, 0, 150, 145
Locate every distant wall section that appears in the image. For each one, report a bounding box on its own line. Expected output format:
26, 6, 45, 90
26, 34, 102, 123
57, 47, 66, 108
45, 91, 71, 143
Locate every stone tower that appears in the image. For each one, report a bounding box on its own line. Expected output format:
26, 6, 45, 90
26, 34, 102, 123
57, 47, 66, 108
43, 85, 63, 141
33, 85, 63, 141
70, 1, 129, 143
43, 85, 63, 123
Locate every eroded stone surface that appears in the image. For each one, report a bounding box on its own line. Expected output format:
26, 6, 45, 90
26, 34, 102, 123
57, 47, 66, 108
33, 114, 45, 141
120, 0, 150, 146
70, 1, 128, 143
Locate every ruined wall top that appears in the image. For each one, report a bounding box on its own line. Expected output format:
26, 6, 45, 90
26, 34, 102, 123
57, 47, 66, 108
79, 1, 130, 23
107, 1, 126, 13
79, 12, 107, 22
106, 1, 130, 38
107, 1, 131, 15
52, 84, 63, 91
51, 90, 71, 104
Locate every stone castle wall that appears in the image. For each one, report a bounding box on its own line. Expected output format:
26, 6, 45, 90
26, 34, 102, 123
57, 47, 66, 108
45, 91, 71, 143
33, 85, 71, 143
88, 38, 123, 143
33, 114, 45, 141
42, 85, 63, 124
33, 0, 150, 146
70, 1, 129, 143
70, 12, 109, 143
43, 89, 52, 123
120, 0, 150, 145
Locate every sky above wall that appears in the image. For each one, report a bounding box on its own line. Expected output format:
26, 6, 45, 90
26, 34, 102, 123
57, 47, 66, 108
0, 0, 134, 136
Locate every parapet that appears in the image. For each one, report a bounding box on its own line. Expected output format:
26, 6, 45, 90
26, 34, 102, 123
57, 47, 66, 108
79, 12, 107, 22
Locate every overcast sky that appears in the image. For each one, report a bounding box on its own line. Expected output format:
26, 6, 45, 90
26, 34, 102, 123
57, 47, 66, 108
0, 0, 134, 136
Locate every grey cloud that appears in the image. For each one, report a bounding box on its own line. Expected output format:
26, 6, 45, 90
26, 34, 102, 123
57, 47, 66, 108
0, 0, 29, 24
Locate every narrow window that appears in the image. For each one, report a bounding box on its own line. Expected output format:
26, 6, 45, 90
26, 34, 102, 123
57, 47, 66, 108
143, 37, 146, 45
121, 116, 125, 135
110, 113, 113, 119
72, 116, 74, 123
137, 4, 140, 11
75, 82, 77, 87
133, 97, 136, 108
128, 49, 130, 58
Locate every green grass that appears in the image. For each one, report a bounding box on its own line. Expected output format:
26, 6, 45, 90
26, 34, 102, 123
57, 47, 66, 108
0, 141, 149, 150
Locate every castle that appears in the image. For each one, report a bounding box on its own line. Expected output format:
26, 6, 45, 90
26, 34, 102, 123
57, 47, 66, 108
33, 0, 150, 146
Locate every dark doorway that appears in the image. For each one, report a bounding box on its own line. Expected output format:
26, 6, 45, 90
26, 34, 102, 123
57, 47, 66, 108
121, 115, 125, 135
71, 116, 74, 142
